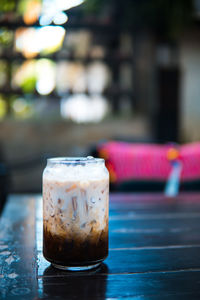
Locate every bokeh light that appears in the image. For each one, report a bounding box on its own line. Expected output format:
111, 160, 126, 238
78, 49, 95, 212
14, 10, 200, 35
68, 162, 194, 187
53, 12, 68, 25
21, 0, 42, 25
56, 62, 87, 94
12, 60, 37, 93
87, 62, 111, 93
11, 97, 34, 118
15, 26, 65, 58
39, 0, 83, 25
36, 59, 56, 95
61, 94, 109, 123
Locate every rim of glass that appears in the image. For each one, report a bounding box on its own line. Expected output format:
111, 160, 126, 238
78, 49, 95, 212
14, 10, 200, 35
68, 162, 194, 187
47, 157, 104, 164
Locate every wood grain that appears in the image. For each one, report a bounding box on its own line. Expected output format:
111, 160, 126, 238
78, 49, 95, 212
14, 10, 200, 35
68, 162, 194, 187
1, 193, 200, 299
0, 195, 38, 299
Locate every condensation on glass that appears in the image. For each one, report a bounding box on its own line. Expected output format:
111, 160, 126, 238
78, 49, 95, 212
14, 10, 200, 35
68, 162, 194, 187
42, 156, 109, 271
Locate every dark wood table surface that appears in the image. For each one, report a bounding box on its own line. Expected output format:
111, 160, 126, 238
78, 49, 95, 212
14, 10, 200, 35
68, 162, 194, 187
1, 193, 200, 299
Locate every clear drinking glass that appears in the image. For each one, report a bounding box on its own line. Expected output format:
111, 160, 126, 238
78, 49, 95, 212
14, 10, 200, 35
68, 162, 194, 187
42, 157, 109, 271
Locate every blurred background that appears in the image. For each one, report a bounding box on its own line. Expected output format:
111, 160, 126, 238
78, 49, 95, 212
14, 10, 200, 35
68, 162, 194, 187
0, 0, 200, 194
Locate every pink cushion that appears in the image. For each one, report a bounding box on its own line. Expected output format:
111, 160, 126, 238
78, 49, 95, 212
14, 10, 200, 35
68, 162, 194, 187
98, 142, 200, 183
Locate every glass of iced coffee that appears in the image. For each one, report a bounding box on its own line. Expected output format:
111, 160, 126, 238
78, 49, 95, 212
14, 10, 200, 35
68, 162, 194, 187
42, 157, 109, 271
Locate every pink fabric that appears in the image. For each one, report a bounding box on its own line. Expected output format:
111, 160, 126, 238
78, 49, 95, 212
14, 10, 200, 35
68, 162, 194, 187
99, 142, 200, 183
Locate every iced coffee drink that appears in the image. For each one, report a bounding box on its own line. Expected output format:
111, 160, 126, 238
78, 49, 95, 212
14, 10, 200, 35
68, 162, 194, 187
43, 157, 109, 271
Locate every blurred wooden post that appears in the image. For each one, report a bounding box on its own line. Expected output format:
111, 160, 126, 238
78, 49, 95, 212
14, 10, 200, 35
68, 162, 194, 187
155, 67, 180, 142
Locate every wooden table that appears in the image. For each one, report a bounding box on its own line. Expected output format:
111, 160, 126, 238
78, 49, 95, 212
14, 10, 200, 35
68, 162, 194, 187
1, 193, 200, 299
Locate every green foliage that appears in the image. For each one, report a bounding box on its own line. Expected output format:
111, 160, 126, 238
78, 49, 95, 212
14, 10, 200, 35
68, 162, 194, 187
17, 0, 41, 15
83, 0, 107, 14
17, 0, 29, 15
0, 0, 15, 12
21, 76, 37, 93
0, 29, 13, 47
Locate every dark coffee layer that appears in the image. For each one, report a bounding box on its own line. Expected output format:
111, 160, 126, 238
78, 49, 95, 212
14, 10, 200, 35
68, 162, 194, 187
43, 228, 108, 266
